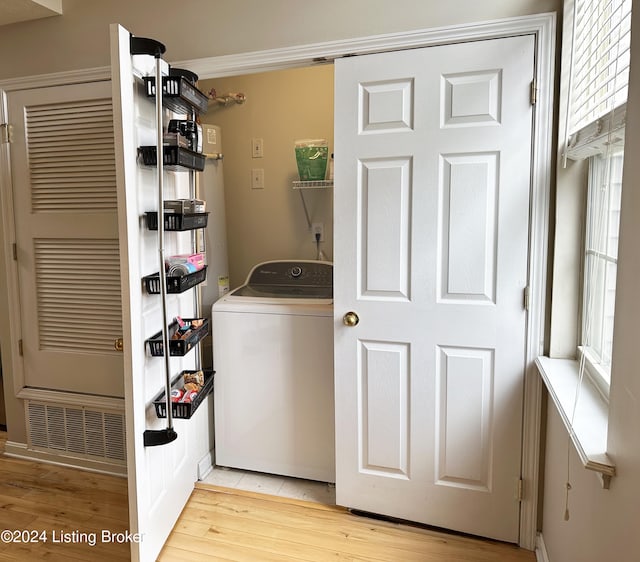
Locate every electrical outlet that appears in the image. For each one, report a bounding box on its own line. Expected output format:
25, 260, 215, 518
251, 169, 264, 189
252, 138, 263, 158
311, 222, 324, 242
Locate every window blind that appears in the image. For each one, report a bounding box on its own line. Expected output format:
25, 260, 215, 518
570, 0, 631, 134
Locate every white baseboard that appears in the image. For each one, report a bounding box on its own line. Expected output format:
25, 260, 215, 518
536, 532, 551, 562
4, 440, 127, 477
197, 448, 215, 480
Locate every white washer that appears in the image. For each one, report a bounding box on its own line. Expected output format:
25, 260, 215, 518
212, 260, 335, 482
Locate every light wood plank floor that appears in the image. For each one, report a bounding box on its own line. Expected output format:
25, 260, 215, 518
159, 484, 536, 562
0, 432, 536, 561
0, 432, 130, 561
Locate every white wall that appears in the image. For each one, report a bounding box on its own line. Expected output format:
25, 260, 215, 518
541, 5, 640, 561
0, 0, 560, 80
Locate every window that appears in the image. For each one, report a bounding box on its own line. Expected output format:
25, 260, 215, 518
580, 150, 623, 391
535, 0, 631, 483
564, 0, 631, 396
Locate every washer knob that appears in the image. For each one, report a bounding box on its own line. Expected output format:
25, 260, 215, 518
290, 266, 302, 278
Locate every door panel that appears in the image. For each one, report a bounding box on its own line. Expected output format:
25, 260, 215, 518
334, 35, 534, 542
442, 69, 502, 127
359, 158, 411, 299
440, 152, 498, 302
359, 340, 410, 477
436, 345, 493, 490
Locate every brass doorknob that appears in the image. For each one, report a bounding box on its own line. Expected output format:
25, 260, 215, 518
114, 338, 124, 352
343, 311, 359, 327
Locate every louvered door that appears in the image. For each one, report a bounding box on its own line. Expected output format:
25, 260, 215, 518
8, 81, 124, 396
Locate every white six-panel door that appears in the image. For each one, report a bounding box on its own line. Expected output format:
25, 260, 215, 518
334, 35, 535, 542
111, 25, 212, 561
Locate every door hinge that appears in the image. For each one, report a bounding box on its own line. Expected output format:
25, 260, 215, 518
524, 286, 530, 311
517, 478, 524, 501
0, 123, 13, 144
18, 339, 23, 356
530, 79, 538, 106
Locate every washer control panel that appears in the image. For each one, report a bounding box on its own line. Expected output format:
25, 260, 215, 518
246, 260, 333, 288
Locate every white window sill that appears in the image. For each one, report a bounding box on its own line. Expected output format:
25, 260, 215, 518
535, 356, 616, 488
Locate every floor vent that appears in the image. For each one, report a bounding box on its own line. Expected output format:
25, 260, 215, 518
26, 400, 126, 466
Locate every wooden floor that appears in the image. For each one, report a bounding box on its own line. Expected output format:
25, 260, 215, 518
0, 432, 130, 561
159, 484, 536, 562
0, 431, 535, 561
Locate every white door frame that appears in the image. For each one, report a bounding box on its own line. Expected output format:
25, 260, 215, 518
0, 71, 126, 473
0, 11, 555, 550
176, 13, 554, 550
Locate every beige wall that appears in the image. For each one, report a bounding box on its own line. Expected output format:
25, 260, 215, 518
199, 66, 334, 287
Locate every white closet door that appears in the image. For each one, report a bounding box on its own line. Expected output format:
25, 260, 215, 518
334, 34, 535, 542
111, 24, 210, 561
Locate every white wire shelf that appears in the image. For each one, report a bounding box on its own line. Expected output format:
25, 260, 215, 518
292, 180, 333, 189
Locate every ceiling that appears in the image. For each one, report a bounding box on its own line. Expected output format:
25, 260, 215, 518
0, 0, 62, 27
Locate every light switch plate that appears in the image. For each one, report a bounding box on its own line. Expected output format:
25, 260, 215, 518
252, 138, 264, 158
251, 168, 264, 189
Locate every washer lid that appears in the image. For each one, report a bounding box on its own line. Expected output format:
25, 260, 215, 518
235, 260, 333, 300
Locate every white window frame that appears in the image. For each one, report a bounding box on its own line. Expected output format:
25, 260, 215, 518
579, 148, 624, 399
563, 0, 630, 400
